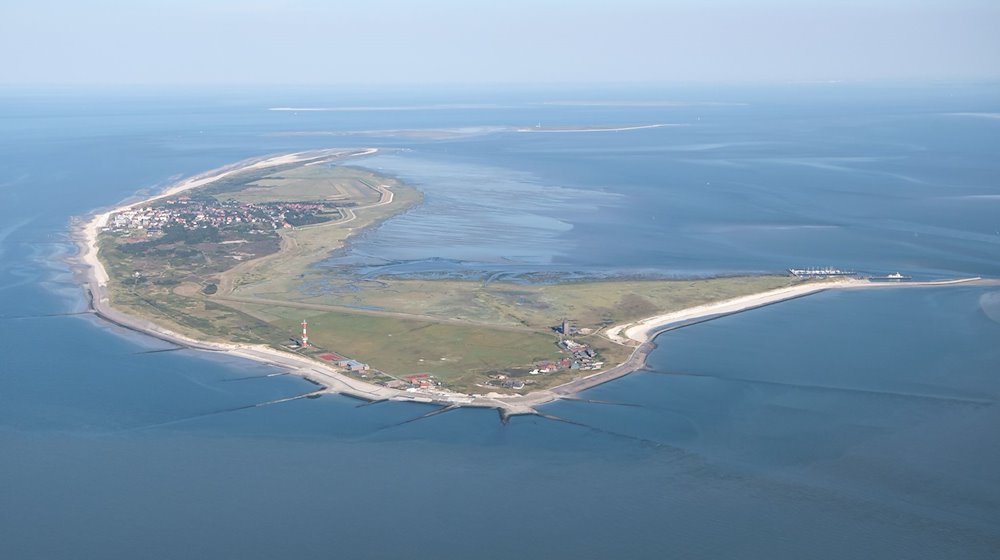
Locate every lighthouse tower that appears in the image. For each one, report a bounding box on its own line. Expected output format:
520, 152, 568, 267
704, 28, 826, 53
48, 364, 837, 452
301, 320, 309, 348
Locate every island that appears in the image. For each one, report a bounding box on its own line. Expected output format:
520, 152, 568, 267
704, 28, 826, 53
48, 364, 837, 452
73, 149, 991, 418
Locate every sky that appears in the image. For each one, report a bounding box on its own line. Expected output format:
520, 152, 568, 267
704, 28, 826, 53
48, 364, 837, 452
1, 0, 998, 86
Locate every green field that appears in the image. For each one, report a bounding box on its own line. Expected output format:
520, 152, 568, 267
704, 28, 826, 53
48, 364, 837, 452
218, 274, 797, 392
267, 275, 800, 332
203, 165, 385, 205
236, 302, 562, 392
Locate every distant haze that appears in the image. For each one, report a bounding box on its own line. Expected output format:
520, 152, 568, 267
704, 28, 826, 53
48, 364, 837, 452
1, 0, 998, 85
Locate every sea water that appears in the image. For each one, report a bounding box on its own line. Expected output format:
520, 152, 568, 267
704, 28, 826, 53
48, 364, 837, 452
1, 84, 998, 559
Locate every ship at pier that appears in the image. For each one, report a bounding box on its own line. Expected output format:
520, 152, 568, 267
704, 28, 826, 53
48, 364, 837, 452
868, 272, 913, 281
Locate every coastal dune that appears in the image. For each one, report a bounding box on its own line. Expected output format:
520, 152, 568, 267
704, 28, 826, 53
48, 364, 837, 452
607, 276, 991, 346
606, 280, 854, 345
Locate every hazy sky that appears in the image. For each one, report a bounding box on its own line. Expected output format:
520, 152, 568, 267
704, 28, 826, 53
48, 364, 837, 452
1, 0, 998, 85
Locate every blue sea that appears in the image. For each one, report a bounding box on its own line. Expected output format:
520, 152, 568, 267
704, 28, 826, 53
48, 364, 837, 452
1, 83, 999, 559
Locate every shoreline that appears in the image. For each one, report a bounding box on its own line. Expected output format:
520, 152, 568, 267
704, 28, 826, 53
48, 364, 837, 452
70, 151, 998, 419
515, 124, 678, 133
609, 275, 993, 345
530, 276, 993, 401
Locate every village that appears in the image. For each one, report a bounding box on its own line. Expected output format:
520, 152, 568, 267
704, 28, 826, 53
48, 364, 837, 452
288, 318, 602, 394
483, 341, 603, 391
484, 320, 604, 391
105, 196, 341, 237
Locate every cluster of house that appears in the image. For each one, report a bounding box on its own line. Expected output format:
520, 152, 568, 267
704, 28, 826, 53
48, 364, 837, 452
106, 197, 333, 235
530, 339, 604, 374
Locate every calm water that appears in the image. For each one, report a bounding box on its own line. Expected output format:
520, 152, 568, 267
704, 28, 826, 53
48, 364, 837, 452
1, 84, 999, 559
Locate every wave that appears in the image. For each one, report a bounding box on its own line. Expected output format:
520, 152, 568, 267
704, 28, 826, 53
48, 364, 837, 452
516, 124, 681, 133
937, 194, 1000, 201
700, 223, 840, 234
944, 112, 1000, 121
541, 100, 749, 108
268, 104, 514, 112
269, 126, 510, 140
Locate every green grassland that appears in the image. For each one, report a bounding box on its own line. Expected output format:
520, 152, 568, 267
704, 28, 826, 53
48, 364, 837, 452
99, 156, 802, 394
217, 275, 795, 392
270, 275, 800, 332
234, 302, 562, 393
201, 164, 385, 205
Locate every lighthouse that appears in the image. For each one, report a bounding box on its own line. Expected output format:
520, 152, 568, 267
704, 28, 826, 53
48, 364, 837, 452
301, 320, 309, 348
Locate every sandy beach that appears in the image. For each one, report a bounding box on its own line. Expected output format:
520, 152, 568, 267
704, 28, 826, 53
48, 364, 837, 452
605, 280, 856, 345
605, 276, 991, 346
